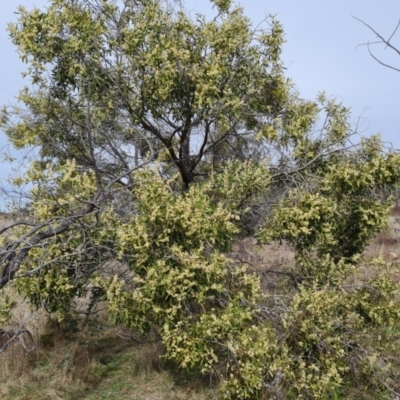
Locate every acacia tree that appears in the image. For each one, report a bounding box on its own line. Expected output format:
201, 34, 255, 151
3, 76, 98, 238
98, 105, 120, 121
1, 0, 400, 398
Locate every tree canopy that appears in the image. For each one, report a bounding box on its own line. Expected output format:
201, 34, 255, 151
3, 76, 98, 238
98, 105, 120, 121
1, 1, 400, 398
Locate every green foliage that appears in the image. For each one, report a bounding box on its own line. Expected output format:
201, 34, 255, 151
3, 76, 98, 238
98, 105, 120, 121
2, 0, 289, 186
279, 256, 400, 399
0, 290, 16, 326
1, 0, 400, 398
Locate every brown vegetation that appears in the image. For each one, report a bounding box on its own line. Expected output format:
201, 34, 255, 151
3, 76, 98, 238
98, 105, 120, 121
0, 314, 211, 399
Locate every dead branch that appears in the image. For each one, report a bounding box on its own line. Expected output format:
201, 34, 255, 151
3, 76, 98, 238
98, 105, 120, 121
354, 16, 400, 72
0, 327, 36, 355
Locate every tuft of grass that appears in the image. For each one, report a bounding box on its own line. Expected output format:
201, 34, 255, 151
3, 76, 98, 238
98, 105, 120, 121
0, 315, 211, 400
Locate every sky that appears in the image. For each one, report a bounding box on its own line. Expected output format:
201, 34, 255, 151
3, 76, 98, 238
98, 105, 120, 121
184, 0, 400, 146
1, 0, 400, 192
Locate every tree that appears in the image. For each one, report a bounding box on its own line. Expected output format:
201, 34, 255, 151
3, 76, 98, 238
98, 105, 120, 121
1, 1, 400, 398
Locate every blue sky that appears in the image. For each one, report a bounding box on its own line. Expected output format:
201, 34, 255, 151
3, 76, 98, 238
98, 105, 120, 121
1, 0, 400, 191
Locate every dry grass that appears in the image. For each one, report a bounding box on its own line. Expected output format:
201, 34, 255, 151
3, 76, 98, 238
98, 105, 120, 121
0, 213, 12, 231
233, 237, 295, 294
0, 313, 211, 400
360, 215, 400, 283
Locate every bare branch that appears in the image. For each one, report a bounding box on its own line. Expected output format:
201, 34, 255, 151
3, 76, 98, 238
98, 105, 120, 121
0, 327, 36, 355
354, 16, 400, 71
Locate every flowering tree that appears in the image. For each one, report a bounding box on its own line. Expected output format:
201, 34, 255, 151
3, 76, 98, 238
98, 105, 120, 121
1, 1, 400, 398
